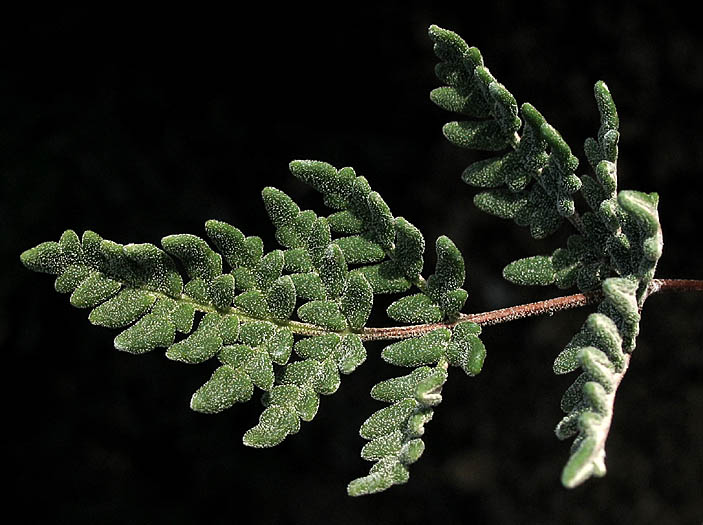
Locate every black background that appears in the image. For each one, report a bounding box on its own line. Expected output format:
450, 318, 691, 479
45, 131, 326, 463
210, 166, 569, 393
2, 2, 702, 524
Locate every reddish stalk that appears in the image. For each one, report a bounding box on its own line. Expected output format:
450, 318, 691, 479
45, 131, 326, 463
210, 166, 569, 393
359, 278, 703, 341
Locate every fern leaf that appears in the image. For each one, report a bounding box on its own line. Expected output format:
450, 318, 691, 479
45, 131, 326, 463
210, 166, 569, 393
341, 272, 374, 330
434, 26, 662, 304
393, 217, 425, 279
431, 25, 651, 295
327, 210, 364, 235
88, 289, 157, 328
349, 321, 485, 496
113, 314, 176, 354
245, 332, 368, 448
162, 233, 223, 281
443, 120, 510, 151
357, 262, 411, 293
555, 304, 631, 488
348, 368, 438, 497
24, 159, 474, 450
334, 235, 386, 264
428, 24, 666, 489
446, 321, 486, 376
191, 365, 254, 414
265, 275, 296, 320
381, 328, 451, 367
386, 294, 443, 324
502, 255, 556, 286
333, 334, 367, 375
430, 25, 581, 242
319, 243, 348, 298
290, 160, 469, 324
554, 186, 662, 487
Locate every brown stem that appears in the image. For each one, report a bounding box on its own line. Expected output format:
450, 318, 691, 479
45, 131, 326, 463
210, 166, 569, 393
645, 278, 703, 294
359, 278, 703, 342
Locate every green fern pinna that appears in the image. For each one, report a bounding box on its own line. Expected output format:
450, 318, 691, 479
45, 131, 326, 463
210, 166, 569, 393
21, 25, 674, 495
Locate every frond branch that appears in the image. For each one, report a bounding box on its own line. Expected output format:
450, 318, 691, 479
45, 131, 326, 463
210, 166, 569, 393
359, 278, 702, 341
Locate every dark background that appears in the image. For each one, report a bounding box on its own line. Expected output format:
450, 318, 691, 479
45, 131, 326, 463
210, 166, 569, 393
2, 2, 702, 524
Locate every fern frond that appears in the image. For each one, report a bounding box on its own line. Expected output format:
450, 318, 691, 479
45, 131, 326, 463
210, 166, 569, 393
429, 25, 580, 244
290, 161, 469, 322
348, 360, 446, 495
19, 22, 677, 497
243, 333, 367, 447
429, 25, 645, 295
21, 226, 305, 419
554, 280, 634, 487
348, 322, 485, 496
551, 192, 661, 487
429, 25, 664, 489
20, 163, 374, 447
21, 159, 473, 452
